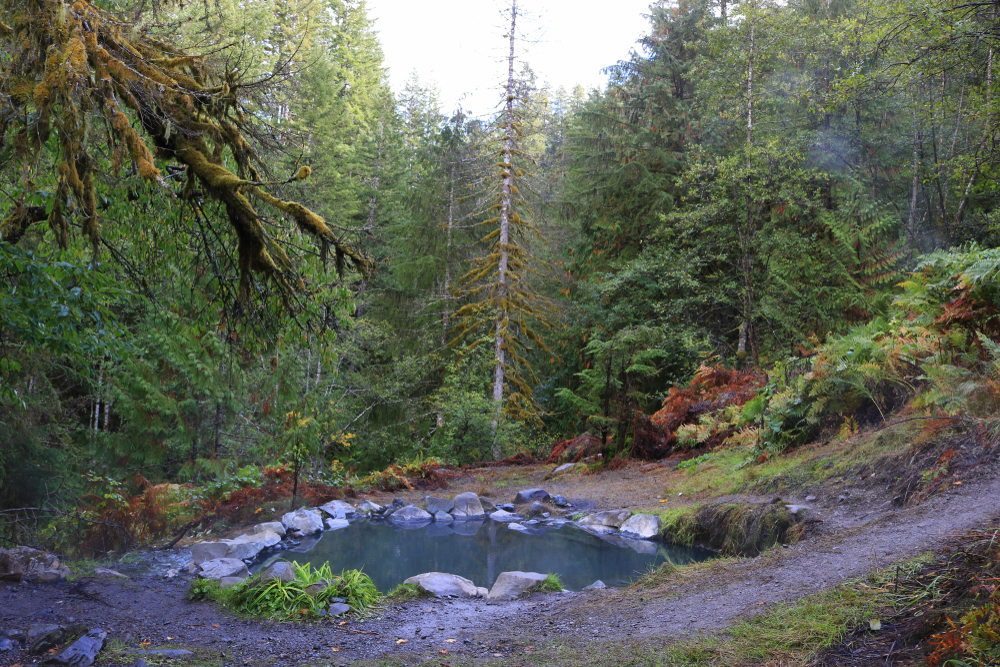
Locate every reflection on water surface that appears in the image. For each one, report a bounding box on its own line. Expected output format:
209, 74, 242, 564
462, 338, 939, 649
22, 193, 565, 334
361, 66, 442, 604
255, 517, 712, 592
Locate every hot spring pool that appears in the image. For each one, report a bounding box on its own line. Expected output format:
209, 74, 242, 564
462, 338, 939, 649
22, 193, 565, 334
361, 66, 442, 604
253, 517, 712, 592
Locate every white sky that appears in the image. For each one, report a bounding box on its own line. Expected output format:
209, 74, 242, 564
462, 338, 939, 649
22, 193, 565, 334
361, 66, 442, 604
366, 0, 655, 117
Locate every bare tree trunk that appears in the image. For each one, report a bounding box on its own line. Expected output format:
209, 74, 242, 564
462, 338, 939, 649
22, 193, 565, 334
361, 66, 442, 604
442, 164, 455, 348
955, 30, 992, 229
738, 13, 756, 361
907, 113, 921, 255
214, 402, 223, 457
491, 0, 517, 456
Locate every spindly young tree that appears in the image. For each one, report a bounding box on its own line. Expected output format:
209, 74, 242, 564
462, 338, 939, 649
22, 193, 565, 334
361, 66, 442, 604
452, 0, 550, 450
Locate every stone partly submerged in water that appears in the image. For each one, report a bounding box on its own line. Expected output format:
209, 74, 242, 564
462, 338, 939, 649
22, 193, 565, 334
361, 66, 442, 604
389, 506, 433, 522
357, 500, 382, 514
489, 510, 519, 522
325, 518, 350, 531
44, 629, 107, 667
487, 571, 548, 600
282, 508, 324, 535
451, 493, 485, 519
433, 511, 453, 523
404, 572, 481, 598
619, 514, 661, 540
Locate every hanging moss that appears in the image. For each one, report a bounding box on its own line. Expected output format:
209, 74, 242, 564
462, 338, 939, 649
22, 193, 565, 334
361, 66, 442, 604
0, 0, 370, 297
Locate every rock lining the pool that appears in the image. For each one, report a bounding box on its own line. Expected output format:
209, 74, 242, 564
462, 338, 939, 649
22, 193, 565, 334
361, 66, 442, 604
185, 489, 667, 580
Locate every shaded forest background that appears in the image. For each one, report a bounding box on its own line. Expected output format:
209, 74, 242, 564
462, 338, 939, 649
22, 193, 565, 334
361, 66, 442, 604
3, 0, 1000, 537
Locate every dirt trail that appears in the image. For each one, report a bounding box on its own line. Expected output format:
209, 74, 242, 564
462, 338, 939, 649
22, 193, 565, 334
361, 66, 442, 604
2, 461, 998, 666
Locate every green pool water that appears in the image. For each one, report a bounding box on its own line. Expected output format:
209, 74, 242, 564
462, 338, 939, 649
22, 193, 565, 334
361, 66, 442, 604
255, 517, 712, 592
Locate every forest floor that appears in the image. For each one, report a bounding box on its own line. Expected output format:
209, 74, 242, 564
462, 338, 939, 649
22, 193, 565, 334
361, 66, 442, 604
3, 425, 1000, 667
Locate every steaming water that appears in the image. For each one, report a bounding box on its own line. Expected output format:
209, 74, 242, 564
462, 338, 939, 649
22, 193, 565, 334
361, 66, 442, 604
253, 517, 712, 592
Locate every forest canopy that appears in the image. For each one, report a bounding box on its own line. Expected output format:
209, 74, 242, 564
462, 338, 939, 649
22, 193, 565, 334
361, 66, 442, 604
2, 0, 1000, 547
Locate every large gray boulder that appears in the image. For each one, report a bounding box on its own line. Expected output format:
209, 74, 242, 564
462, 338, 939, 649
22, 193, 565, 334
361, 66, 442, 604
257, 561, 296, 584
452, 492, 485, 519
197, 558, 249, 580
424, 497, 454, 514
282, 508, 324, 535
487, 571, 548, 600
619, 514, 661, 540
404, 572, 480, 598
252, 522, 286, 536
513, 489, 550, 504
45, 629, 106, 667
390, 505, 433, 522
320, 500, 356, 518
579, 510, 632, 531
0, 547, 71, 583
190, 542, 230, 566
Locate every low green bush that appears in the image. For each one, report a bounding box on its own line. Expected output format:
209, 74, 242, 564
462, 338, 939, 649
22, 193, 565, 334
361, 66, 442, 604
189, 561, 381, 619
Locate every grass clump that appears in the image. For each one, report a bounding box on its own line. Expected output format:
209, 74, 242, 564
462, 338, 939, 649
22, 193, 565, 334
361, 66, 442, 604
386, 582, 430, 600
538, 573, 563, 592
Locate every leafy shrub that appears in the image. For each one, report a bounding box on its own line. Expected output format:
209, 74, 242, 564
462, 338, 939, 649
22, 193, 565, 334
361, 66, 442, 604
225, 561, 380, 619
185, 577, 222, 601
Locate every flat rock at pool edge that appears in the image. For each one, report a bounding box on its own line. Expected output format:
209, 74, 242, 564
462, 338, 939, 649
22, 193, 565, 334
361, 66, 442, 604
190, 542, 229, 566
251, 521, 286, 536
320, 500, 357, 518
579, 509, 632, 529
513, 489, 549, 504
197, 558, 249, 580
489, 510, 519, 521
451, 492, 485, 519
433, 511, 453, 523
390, 506, 433, 522
424, 497, 454, 514
44, 629, 106, 667
619, 513, 661, 540
487, 571, 548, 600
282, 508, 324, 535
404, 572, 480, 598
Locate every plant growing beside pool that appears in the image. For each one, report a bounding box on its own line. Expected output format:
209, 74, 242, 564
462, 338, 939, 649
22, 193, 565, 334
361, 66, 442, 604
187, 561, 380, 619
